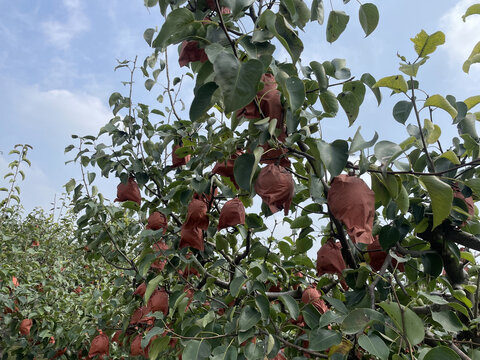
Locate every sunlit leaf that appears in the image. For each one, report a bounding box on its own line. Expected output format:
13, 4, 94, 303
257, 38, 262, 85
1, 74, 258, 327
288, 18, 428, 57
410, 30, 445, 58
423, 94, 458, 119
419, 175, 453, 229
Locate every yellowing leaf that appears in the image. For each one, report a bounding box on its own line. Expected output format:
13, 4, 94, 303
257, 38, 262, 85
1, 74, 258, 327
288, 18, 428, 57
328, 339, 353, 358
438, 150, 460, 165
419, 175, 453, 229
462, 4, 480, 21
463, 41, 480, 74
410, 30, 445, 58
464, 95, 480, 110
424, 94, 458, 119
373, 75, 408, 93
424, 118, 441, 144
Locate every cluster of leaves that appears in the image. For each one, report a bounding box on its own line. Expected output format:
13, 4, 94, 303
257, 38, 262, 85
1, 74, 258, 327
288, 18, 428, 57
0, 149, 133, 359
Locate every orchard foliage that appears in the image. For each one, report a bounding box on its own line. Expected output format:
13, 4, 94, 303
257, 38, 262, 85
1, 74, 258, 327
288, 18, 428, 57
4, 0, 480, 359
0, 148, 129, 359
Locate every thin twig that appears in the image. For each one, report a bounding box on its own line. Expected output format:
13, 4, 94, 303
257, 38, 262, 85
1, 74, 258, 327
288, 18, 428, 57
164, 50, 182, 122
234, 229, 252, 264
265, 332, 328, 358
305, 76, 355, 93
215, 0, 238, 57
410, 77, 435, 172
368, 254, 391, 309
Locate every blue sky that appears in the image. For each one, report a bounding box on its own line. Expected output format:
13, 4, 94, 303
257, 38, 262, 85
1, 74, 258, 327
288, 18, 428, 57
1, 0, 480, 214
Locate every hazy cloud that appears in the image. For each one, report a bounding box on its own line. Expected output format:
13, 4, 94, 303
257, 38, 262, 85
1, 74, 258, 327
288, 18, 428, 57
7, 85, 111, 136
41, 0, 89, 49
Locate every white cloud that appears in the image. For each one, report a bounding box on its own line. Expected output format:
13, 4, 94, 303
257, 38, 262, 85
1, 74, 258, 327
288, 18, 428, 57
440, 0, 480, 74
0, 81, 115, 211
41, 0, 89, 49
7, 84, 111, 137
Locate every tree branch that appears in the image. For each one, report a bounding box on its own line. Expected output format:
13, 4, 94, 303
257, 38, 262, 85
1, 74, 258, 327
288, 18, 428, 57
444, 227, 480, 252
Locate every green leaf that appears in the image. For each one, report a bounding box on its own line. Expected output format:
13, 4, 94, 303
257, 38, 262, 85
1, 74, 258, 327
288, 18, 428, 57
399, 57, 428, 77
410, 30, 445, 58
144, 28, 156, 46
424, 94, 458, 119
145, 274, 162, 303
144, 0, 158, 7
87, 172, 96, 185
424, 346, 461, 360
223, 0, 255, 19
379, 301, 425, 346
418, 291, 449, 305
421, 252, 443, 277
358, 3, 379, 37
260, 10, 304, 63
213, 53, 263, 114
462, 4, 480, 21
279, 294, 300, 319
337, 91, 360, 125
280, 0, 311, 29
142, 327, 165, 349
419, 175, 453, 229
311, 0, 325, 24
343, 81, 366, 105
464, 95, 480, 110
378, 225, 400, 250
373, 75, 408, 93
342, 308, 384, 334
183, 340, 212, 360
234, 153, 255, 191
332, 58, 351, 80
317, 139, 349, 177
349, 127, 378, 154
302, 304, 321, 328
392, 100, 413, 124
65, 178, 76, 193
152, 8, 196, 49
296, 236, 313, 253
238, 305, 261, 331
211, 345, 238, 360
255, 295, 270, 321
465, 178, 480, 197
319, 90, 339, 114
361, 73, 382, 105
290, 215, 312, 229
431, 311, 463, 333
424, 118, 442, 144
285, 77, 305, 112
145, 79, 155, 91
396, 184, 409, 214
374, 141, 403, 165
463, 42, 480, 74
310, 61, 328, 91
149, 336, 171, 360
358, 334, 389, 360
230, 276, 247, 297
190, 82, 218, 121
309, 329, 342, 351
326, 11, 349, 43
